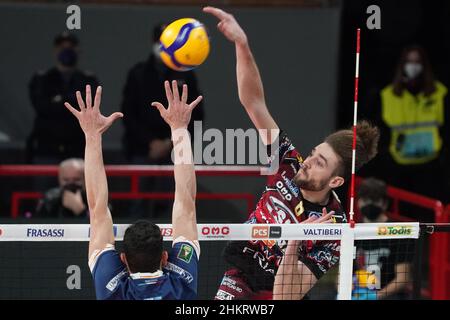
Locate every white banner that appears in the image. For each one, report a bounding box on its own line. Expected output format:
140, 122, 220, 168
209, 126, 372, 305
0, 223, 420, 242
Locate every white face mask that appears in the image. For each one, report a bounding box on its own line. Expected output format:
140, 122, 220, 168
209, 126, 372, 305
153, 43, 162, 60
404, 62, 423, 80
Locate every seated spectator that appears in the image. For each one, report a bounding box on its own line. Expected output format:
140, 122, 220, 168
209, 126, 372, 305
353, 178, 414, 300
35, 158, 88, 218
27, 32, 99, 164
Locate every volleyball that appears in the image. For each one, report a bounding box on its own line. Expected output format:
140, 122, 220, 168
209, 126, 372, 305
159, 18, 210, 71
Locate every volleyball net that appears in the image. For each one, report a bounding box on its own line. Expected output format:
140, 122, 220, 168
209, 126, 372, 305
0, 222, 422, 300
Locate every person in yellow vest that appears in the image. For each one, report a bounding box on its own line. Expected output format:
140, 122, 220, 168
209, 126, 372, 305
378, 45, 449, 205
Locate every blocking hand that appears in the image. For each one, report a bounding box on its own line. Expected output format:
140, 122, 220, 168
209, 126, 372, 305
64, 85, 123, 136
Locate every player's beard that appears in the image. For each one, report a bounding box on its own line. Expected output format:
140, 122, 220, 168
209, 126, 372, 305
294, 169, 329, 192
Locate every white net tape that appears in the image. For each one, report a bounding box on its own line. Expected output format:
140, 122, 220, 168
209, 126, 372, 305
0, 222, 419, 300
0, 222, 419, 242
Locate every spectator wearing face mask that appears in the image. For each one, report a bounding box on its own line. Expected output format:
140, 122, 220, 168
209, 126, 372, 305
362, 45, 449, 206
121, 23, 204, 164
35, 158, 89, 218
26, 32, 99, 164
120, 23, 204, 218
354, 178, 414, 300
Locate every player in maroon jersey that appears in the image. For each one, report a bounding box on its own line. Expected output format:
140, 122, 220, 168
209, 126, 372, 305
204, 7, 380, 300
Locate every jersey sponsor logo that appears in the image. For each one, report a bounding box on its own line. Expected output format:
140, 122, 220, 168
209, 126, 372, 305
252, 226, 269, 238
306, 210, 346, 223
269, 196, 298, 223
164, 262, 194, 284
275, 180, 293, 201
307, 211, 323, 219
140, 279, 160, 285
295, 201, 305, 217
221, 276, 243, 293
106, 269, 127, 292
378, 226, 413, 236
280, 171, 300, 198
26, 228, 64, 238
201, 226, 230, 238
177, 244, 194, 263
302, 228, 342, 236
216, 289, 235, 300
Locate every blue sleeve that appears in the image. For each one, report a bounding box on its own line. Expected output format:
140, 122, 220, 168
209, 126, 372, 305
91, 249, 128, 300
165, 241, 199, 295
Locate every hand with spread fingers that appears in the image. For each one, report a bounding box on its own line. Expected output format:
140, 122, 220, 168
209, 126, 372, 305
151, 80, 203, 130
64, 85, 123, 136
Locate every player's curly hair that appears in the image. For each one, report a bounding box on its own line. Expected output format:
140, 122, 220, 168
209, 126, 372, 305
325, 120, 379, 178
123, 220, 163, 273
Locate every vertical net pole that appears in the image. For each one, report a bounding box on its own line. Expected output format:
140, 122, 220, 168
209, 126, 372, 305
349, 28, 361, 228
337, 224, 355, 300
412, 227, 426, 299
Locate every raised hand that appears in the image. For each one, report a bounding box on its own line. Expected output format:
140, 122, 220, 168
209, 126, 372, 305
151, 80, 203, 130
203, 6, 247, 45
64, 85, 123, 136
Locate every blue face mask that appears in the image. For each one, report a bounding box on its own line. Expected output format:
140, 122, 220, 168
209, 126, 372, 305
58, 48, 78, 67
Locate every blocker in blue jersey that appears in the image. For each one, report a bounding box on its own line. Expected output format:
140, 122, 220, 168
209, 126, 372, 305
65, 80, 203, 300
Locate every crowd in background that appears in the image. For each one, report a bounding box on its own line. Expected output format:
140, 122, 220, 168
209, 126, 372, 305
1, 13, 449, 221
20, 27, 204, 219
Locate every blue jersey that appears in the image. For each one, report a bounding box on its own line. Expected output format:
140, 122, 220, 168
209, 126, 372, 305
89, 237, 200, 300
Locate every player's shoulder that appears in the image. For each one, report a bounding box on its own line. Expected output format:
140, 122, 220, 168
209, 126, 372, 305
275, 130, 303, 174
89, 244, 119, 272
172, 237, 201, 259
278, 130, 292, 146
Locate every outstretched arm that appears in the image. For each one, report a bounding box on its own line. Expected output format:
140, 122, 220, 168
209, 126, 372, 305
203, 6, 278, 144
273, 209, 334, 300
64, 85, 123, 258
152, 80, 203, 241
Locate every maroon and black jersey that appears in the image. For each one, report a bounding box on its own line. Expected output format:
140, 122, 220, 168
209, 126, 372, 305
222, 131, 347, 292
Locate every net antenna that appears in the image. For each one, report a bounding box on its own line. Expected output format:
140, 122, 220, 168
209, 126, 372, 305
349, 28, 361, 228
338, 28, 361, 300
